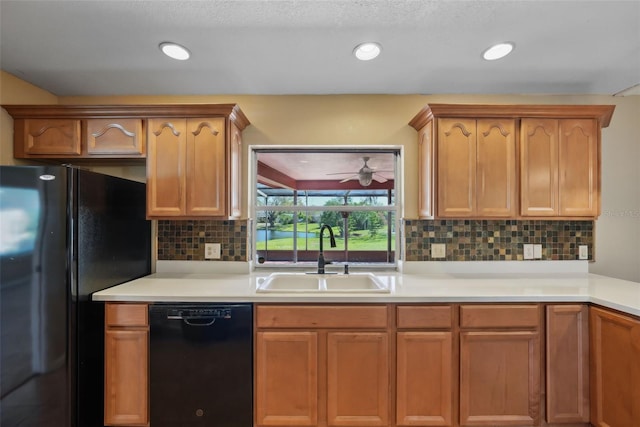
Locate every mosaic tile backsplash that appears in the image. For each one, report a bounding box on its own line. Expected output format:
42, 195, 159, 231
157, 219, 593, 262
404, 219, 594, 261
157, 220, 248, 261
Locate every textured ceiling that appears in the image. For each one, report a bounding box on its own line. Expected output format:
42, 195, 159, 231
1, 0, 638, 96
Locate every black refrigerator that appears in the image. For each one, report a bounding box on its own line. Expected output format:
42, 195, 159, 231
0, 165, 151, 427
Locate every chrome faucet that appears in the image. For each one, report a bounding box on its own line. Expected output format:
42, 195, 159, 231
317, 224, 336, 274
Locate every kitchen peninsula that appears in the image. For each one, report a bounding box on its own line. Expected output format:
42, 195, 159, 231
94, 261, 640, 427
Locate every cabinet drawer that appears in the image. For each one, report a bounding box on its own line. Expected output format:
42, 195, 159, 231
460, 304, 539, 329
106, 303, 148, 327
256, 305, 388, 329
397, 305, 453, 329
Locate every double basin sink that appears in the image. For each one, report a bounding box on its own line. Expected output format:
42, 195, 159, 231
256, 272, 390, 293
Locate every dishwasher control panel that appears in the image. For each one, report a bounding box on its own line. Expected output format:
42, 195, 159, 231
167, 307, 232, 319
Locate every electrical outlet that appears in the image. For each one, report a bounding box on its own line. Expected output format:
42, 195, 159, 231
533, 244, 542, 259
431, 243, 446, 259
205, 243, 221, 259
579, 245, 589, 260
523, 244, 534, 260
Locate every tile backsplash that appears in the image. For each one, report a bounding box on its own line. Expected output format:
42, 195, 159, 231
157, 220, 248, 261
404, 219, 594, 261
157, 219, 594, 262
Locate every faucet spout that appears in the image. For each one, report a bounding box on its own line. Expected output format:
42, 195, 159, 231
318, 224, 337, 274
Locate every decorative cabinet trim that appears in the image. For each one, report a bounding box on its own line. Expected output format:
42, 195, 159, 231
410, 104, 615, 128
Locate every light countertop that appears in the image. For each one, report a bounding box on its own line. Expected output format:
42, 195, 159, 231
92, 261, 640, 317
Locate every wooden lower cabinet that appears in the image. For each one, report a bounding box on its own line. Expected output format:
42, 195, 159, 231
327, 332, 389, 426
459, 305, 541, 427
255, 331, 319, 426
590, 306, 640, 427
396, 331, 453, 426
459, 331, 540, 426
545, 305, 590, 424
396, 305, 454, 427
104, 303, 149, 426
255, 305, 390, 427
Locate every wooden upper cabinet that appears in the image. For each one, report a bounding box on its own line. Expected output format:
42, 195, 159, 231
16, 118, 82, 156
411, 104, 614, 219
520, 119, 558, 216
437, 118, 476, 217
229, 121, 243, 219
6, 107, 146, 159
437, 118, 516, 218
143, 105, 249, 219
476, 119, 517, 217
85, 118, 144, 156
186, 118, 227, 216
146, 119, 187, 217
558, 119, 599, 216
147, 117, 227, 218
521, 118, 599, 217
417, 120, 435, 218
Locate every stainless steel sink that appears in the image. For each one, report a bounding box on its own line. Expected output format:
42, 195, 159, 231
256, 272, 390, 293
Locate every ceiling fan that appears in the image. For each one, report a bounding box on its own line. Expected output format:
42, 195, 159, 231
326, 157, 392, 187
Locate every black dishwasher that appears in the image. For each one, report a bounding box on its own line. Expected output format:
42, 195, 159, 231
149, 304, 253, 427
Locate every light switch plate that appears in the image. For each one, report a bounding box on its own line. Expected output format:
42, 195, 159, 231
431, 243, 446, 259
205, 243, 221, 259
579, 245, 589, 260
523, 244, 534, 260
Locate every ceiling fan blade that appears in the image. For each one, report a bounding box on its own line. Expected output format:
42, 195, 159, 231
339, 175, 359, 183
326, 171, 357, 176
372, 174, 388, 183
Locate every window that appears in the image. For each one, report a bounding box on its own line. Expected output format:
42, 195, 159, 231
251, 148, 400, 267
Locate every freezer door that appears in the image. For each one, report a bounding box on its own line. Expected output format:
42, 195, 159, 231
0, 166, 70, 427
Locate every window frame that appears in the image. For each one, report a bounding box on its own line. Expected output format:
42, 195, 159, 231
249, 146, 403, 270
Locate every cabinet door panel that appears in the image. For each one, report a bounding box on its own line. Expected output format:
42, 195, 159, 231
559, 119, 598, 216
418, 121, 435, 218
255, 331, 318, 426
459, 331, 540, 426
397, 332, 453, 426
327, 332, 389, 426
520, 119, 558, 216
437, 119, 476, 217
146, 119, 186, 217
86, 118, 144, 156
229, 120, 243, 218
23, 118, 81, 155
104, 329, 148, 426
590, 307, 640, 427
476, 119, 516, 217
546, 305, 589, 423
186, 118, 226, 216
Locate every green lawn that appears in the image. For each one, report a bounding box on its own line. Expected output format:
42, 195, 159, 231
256, 223, 395, 251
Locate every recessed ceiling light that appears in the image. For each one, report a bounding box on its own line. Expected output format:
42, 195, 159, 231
482, 42, 514, 61
353, 42, 382, 61
159, 42, 191, 60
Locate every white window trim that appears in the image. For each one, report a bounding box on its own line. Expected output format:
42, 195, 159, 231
248, 145, 404, 270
